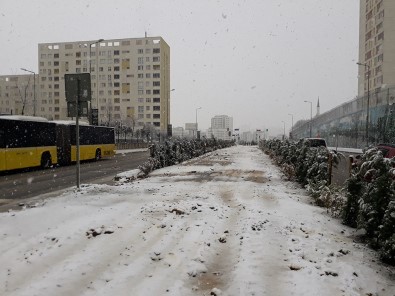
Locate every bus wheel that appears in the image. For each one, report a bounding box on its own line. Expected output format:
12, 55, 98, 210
41, 153, 52, 169
95, 149, 101, 161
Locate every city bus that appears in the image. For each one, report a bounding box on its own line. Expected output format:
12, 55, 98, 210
0, 115, 115, 172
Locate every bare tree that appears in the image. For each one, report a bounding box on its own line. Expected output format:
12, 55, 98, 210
16, 76, 31, 115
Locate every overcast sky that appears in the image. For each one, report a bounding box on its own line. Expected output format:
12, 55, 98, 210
0, 0, 360, 134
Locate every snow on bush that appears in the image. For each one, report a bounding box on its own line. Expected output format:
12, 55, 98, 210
260, 139, 395, 265
138, 138, 234, 176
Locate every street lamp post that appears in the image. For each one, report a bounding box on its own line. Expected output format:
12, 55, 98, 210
281, 120, 285, 140
20, 68, 36, 116
195, 107, 202, 139
357, 62, 371, 147
288, 113, 293, 139
89, 39, 104, 124
304, 100, 312, 137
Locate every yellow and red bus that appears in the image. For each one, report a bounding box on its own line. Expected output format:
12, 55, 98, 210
0, 115, 115, 172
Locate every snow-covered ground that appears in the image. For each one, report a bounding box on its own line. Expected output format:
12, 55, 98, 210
1, 146, 394, 296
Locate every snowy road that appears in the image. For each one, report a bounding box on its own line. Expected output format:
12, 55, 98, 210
0, 146, 394, 296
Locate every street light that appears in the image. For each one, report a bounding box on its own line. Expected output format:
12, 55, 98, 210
89, 39, 104, 123
304, 100, 312, 137
281, 120, 286, 140
288, 113, 294, 139
357, 62, 371, 147
20, 68, 36, 116
195, 107, 202, 139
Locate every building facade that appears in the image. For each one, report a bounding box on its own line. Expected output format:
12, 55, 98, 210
37, 36, 170, 134
208, 115, 233, 140
358, 0, 395, 96
0, 74, 37, 116
291, 1, 395, 148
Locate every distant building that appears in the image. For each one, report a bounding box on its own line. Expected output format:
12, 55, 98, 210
358, 0, 395, 95
185, 123, 197, 138
0, 74, 36, 116
240, 131, 253, 143
172, 126, 184, 138
37, 36, 170, 134
208, 115, 233, 140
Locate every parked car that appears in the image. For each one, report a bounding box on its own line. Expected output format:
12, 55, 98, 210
376, 143, 395, 158
303, 138, 327, 148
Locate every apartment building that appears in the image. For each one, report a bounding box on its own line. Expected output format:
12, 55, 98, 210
0, 74, 37, 116
208, 115, 233, 140
358, 0, 395, 96
38, 36, 170, 133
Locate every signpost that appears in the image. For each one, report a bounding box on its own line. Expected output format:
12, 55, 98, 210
65, 73, 91, 189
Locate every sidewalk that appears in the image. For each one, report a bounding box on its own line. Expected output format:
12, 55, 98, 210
0, 146, 393, 296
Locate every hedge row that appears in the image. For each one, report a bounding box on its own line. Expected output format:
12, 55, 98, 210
138, 138, 235, 176
260, 139, 395, 265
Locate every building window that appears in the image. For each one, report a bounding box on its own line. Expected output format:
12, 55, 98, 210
138, 82, 144, 89
138, 57, 144, 64
114, 66, 120, 71
114, 58, 120, 64
138, 49, 143, 54
114, 74, 120, 79
138, 73, 143, 78
146, 73, 151, 78
138, 98, 144, 103
54, 53, 59, 58
145, 49, 151, 54
153, 81, 160, 87
153, 57, 160, 62
153, 65, 160, 70
153, 97, 160, 103
146, 90, 151, 94
146, 106, 150, 111
146, 114, 151, 118
138, 90, 143, 95
153, 122, 160, 127
138, 66, 143, 70
114, 98, 120, 103
146, 57, 150, 62
153, 73, 160, 78
153, 48, 160, 54
153, 106, 160, 111
138, 114, 144, 119
153, 114, 160, 119
153, 89, 160, 94
146, 98, 151, 103
114, 50, 120, 55
138, 106, 144, 113
146, 65, 151, 70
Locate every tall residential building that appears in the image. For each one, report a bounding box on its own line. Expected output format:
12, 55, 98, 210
0, 74, 37, 115
358, 0, 395, 96
208, 115, 233, 140
37, 36, 170, 133
211, 115, 233, 130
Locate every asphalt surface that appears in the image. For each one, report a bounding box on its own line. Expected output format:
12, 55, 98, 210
0, 150, 149, 212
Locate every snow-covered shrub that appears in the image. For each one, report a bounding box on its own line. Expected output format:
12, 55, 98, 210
139, 138, 234, 177
342, 172, 365, 228
357, 152, 394, 243
379, 201, 395, 264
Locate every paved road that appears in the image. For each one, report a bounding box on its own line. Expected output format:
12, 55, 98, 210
0, 150, 149, 211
